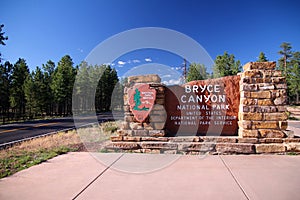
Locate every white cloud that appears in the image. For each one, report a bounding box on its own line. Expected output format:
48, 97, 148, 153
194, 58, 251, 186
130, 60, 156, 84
118, 60, 126, 65
162, 74, 172, 78
77, 48, 83, 53
162, 78, 182, 85
132, 59, 140, 63
145, 58, 152, 62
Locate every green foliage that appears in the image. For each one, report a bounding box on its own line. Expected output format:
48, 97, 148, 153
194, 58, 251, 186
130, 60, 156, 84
278, 42, 292, 77
0, 146, 72, 178
0, 25, 11, 122
24, 67, 48, 118
286, 52, 300, 104
73, 62, 119, 113
0, 24, 8, 46
100, 66, 119, 111
0, 61, 12, 123
100, 121, 119, 133
51, 55, 76, 115
186, 63, 208, 82
10, 58, 29, 118
257, 52, 268, 62
213, 51, 241, 78
24, 72, 35, 117
0, 24, 8, 63
278, 43, 300, 104
42, 60, 55, 115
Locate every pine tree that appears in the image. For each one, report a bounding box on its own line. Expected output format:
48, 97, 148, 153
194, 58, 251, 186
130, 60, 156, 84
10, 58, 29, 119
51, 55, 76, 115
287, 51, 300, 104
257, 52, 268, 62
213, 52, 241, 78
0, 61, 12, 123
0, 24, 8, 63
95, 65, 106, 112
186, 63, 208, 82
94, 65, 119, 112
42, 60, 55, 115
24, 72, 36, 118
278, 42, 292, 77
34, 66, 47, 115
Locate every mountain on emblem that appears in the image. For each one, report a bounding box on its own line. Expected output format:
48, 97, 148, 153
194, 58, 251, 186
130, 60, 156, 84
129, 84, 156, 122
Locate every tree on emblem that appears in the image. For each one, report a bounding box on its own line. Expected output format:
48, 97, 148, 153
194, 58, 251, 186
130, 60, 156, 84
133, 88, 149, 111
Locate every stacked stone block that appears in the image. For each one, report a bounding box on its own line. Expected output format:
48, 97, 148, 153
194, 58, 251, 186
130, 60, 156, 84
108, 135, 300, 154
119, 74, 167, 137
238, 62, 289, 138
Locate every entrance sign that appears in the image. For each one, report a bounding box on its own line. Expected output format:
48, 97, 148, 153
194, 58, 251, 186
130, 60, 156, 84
165, 75, 240, 136
110, 62, 293, 155
128, 84, 157, 122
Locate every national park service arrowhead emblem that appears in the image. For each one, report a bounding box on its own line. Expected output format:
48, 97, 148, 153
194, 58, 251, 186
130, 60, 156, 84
128, 84, 156, 123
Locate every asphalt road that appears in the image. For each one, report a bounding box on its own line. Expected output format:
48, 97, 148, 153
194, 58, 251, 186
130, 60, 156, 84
0, 112, 122, 146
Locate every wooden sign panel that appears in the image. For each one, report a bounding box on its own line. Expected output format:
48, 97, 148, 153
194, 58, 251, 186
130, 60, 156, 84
164, 75, 240, 136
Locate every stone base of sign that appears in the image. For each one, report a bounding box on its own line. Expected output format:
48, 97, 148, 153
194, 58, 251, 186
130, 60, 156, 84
112, 62, 299, 154
106, 134, 300, 155
116, 129, 165, 137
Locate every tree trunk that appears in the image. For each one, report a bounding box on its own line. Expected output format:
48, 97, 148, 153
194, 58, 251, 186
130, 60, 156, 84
284, 54, 287, 77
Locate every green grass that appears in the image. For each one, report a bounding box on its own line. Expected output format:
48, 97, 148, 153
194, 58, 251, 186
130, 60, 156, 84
287, 152, 299, 156
0, 131, 83, 179
101, 121, 118, 133
289, 116, 300, 120
0, 146, 76, 178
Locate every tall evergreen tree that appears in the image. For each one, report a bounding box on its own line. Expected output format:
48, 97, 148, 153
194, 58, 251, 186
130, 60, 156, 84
94, 65, 119, 112
95, 65, 106, 112
0, 61, 12, 123
0, 24, 10, 123
24, 67, 48, 117
24, 72, 36, 118
213, 52, 241, 78
51, 55, 76, 115
34, 66, 47, 114
257, 52, 268, 62
287, 51, 300, 104
186, 63, 208, 82
0, 24, 8, 63
278, 42, 292, 77
73, 61, 95, 113
42, 60, 55, 115
10, 58, 29, 119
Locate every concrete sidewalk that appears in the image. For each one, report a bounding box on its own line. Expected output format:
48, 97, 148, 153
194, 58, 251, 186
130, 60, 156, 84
0, 152, 300, 200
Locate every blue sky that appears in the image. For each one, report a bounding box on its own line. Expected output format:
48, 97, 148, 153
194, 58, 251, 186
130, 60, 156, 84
1, 0, 300, 78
